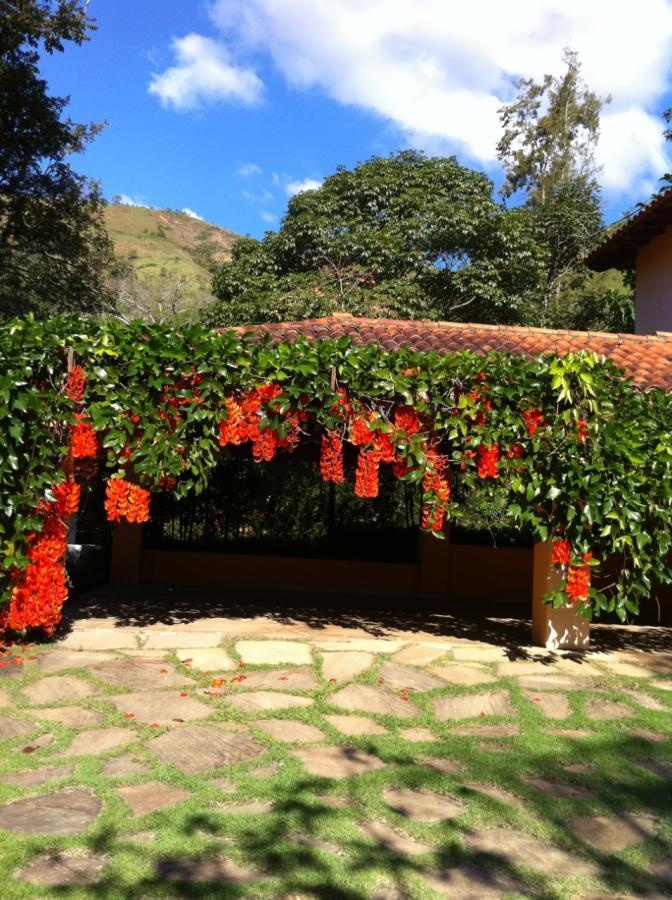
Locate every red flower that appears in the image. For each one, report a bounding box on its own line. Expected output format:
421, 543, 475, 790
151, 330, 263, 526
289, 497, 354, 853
125, 484, 150, 524
252, 429, 279, 463
577, 419, 589, 445
320, 432, 345, 484
566, 555, 591, 604
52, 478, 80, 518
522, 408, 544, 437
355, 448, 381, 498
351, 415, 375, 447
219, 396, 244, 446
64, 366, 86, 404
477, 444, 500, 479
394, 406, 422, 437
551, 539, 571, 566
104, 478, 150, 524
70, 415, 98, 459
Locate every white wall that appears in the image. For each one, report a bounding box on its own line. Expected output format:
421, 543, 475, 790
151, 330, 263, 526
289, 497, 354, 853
635, 228, 672, 334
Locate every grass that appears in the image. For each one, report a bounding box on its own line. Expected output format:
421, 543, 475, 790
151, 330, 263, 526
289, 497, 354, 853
0, 637, 671, 898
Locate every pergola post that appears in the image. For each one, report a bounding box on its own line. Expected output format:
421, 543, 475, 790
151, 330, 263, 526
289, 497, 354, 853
531, 540, 590, 650
110, 521, 143, 585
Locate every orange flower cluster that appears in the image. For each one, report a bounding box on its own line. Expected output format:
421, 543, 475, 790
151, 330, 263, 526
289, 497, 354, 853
523, 407, 544, 437
551, 538, 571, 566
320, 433, 345, 484
577, 419, 589, 444
477, 443, 500, 479
421, 449, 451, 533
52, 477, 81, 518
566, 552, 592, 603
104, 478, 150, 524
355, 448, 381, 498
394, 406, 422, 436
70, 415, 98, 459
218, 384, 303, 464
64, 366, 86, 403
351, 414, 375, 447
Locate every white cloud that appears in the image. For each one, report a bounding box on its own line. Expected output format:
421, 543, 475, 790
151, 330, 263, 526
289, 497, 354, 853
238, 162, 262, 176
115, 194, 152, 208
285, 177, 322, 196
260, 210, 278, 224
148, 33, 263, 110
205, 0, 672, 199
182, 207, 205, 221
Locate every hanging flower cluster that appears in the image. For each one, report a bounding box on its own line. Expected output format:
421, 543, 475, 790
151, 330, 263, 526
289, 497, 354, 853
219, 384, 306, 463
320, 432, 345, 484
104, 478, 150, 524
566, 553, 592, 604
70, 414, 98, 460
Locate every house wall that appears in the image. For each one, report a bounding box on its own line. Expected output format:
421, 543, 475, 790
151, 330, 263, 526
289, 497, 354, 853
635, 228, 672, 334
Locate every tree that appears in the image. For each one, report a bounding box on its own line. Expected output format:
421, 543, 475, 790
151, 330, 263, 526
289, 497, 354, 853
204, 151, 544, 328
0, 0, 115, 318
497, 50, 621, 327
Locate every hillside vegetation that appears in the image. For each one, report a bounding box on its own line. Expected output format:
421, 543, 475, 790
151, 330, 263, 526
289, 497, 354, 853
105, 204, 240, 320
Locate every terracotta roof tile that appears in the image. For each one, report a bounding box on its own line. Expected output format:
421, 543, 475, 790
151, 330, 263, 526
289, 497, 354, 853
235, 315, 672, 391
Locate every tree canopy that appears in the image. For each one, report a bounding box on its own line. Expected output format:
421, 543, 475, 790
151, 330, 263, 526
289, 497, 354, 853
0, 0, 114, 318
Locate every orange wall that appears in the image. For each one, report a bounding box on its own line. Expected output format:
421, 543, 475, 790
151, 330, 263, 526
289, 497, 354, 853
635, 228, 672, 334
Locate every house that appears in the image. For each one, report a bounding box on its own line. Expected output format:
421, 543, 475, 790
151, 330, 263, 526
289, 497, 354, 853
585, 188, 672, 335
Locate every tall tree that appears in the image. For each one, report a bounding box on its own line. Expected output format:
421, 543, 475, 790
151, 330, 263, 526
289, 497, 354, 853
0, 0, 114, 318
204, 151, 543, 327
497, 50, 615, 327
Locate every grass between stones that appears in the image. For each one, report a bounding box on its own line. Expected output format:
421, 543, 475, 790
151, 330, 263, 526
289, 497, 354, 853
0, 637, 670, 898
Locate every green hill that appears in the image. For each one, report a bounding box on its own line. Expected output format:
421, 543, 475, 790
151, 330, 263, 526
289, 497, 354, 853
105, 204, 240, 319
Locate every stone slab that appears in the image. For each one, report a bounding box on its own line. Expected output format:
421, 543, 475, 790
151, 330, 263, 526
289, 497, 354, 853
3, 764, 75, 787
379, 661, 443, 692
0, 715, 34, 742
21, 675, 96, 705
315, 639, 404, 654
34, 706, 105, 728
109, 690, 211, 726
570, 815, 658, 852
0, 660, 26, 680
325, 714, 387, 736
37, 650, 117, 674
0, 788, 102, 836
230, 666, 318, 691
156, 855, 261, 884
523, 691, 571, 719
142, 630, 222, 650
235, 640, 311, 665
291, 745, 387, 779
102, 755, 151, 777
598, 660, 652, 678
223, 691, 314, 713
14, 851, 108, 887
392, 644, 450, 667
62, 726, 137, 758
321, 652, 374, 682
89, 659, 192, 690
585, 698, 635, 720
420, 757, 463, 775
628, 728, 667, 743
148, 725, 265, 773
254, 719, 325, 743
423, 865, 526, 899
59, 628, 140, 650
329, 684, 418, 718
358, 819, 432, 856
451, 723, 520, 738
622, 689, 668, 712
433, 690, 515, 721
18, 731, 54, 752
522, 776, 594, 800
118, 781, 191, 816
383, 787, 464, 822
465, 782, 525, 808
649, 855, 672, 885
431, 665, 498, 686
638, 758, 672, 781
451, 645, 508, 662
517, 675, 592, 692
399, 727, 435, 743
0, 687, 12, 706
464, 827, 598, 876
220, 800, 273, 815
176, 648, 234, 672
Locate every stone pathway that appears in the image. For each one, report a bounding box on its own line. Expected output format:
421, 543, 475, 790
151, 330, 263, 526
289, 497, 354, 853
0, 620, 671, 894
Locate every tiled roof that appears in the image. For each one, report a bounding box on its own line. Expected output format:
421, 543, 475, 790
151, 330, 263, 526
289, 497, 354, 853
237, 314, 672, 391
585, 189, 672, 271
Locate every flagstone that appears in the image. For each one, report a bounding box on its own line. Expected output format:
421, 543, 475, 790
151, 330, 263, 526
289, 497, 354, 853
463, 827, 598, 876
222, 691, 314, 713
621, 651, 672, 676
17, 732, 54, 752
148, 725, 265, 773
177, 648, 236, 671
585, 698, 635, 720
452, 723, 520, 738
21, 675, 96, 705
321, 652, 374, 682
34, 706, 105, 727
210, 777, 236, 792
548, 728, 593, 739
219, 800, 273, 815
123, 830, 155, 844
0, 661, 26, 680
433, 690, 515, 721
14, 850, 108, 887
379, 661, 444, 692
517, 675, 592, 691
88, 658, 192, 690
142, 630, 222, 650
59, 628, 139, 650
383, 787, 464, 822
649, 855, 672, 884
423, 864, 526, 898
291, 745, 387, 779
497, 659, 559, 676
559, 762, 592, 774
109, 690, 211, 726
0, 788, 102, 836
431, 665, 498, 686
254, 718, 325, 743
638, 758, 672, 781
622, 689, 668, 712
399, 727, 435, 742
3, 764, 75, 787
522, 775, 594, 800
523, 690, 572, 719
156, 855, 262, 884
250, 762, 281, 778
287, 833, 346, 856
117, 781, 190, 816
569, 814, 658, 852
325, 714, 387, 736
231, 667, 318, 691
102, 755, 151, 777
358, 819, 432, 856
627, 727, 667, 743
392, 644, 450, 667
0, 687, 12, 706
329, 684, 418, 718
598, 660, 652, 678
651, 680, 672, 691
451, 645, 508, 662
0, 715, 34, 742
62, 726, 137, 757
420, 757, 463, 775
235, 640, 311, 665
37, 650, 117, 674
464, 782, 525, 807
315, 639, 404, 653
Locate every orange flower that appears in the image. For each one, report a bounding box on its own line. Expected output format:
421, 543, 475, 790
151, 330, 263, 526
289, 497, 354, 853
70, 415, 98, 459
551, 539, 571, 566
476, 444, 500, 479
355, 448, 380, 498
52, 478, 80, 518
64, 366, 86, 403
320, 432, 345, 484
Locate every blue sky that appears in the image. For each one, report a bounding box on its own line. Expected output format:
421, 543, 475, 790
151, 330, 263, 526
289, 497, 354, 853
41, 0, 672, 238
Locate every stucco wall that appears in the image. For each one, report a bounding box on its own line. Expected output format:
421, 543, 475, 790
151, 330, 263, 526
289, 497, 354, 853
635, 227, 672, 334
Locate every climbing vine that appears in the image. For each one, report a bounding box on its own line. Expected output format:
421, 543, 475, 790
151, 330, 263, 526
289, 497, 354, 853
2, 314, 672, 635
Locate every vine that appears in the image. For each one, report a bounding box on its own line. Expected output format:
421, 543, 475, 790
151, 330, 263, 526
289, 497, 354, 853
1, 315, 672, 635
